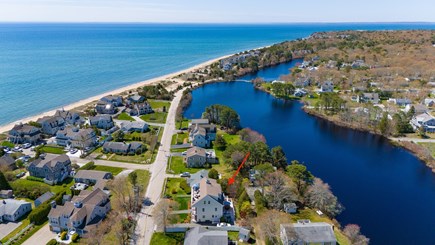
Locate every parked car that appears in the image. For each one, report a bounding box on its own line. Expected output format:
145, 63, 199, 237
12, 146, 23, 152
181, 151, 187, 156
15, 172, 25, 178
69, 148, 78, 154
22, 143, 32, 149
180, 172, 191, 177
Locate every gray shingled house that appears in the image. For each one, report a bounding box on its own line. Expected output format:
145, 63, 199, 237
183, 227, 228, 245
280, 221, 337, 245
28, 154, 72, 185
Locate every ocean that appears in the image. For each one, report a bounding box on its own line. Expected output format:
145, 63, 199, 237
0, 22, 434, 125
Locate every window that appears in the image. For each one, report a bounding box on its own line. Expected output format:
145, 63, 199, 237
204, 201, 206, 204
202, 215, 205, 218
202, 208, 205, 212
208, 201, 210, 204
215, 208, 217, 212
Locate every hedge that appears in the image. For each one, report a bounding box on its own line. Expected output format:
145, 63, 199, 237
80, 161, 95, 170
46, 239, 58, 245
29, 191, 66, 225
26, 176, 45, 182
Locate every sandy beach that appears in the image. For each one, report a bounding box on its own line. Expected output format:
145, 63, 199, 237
0, 54, 231, 134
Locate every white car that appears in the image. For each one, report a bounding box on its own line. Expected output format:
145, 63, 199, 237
22, 143, 32, 149
69, 148, 78, 154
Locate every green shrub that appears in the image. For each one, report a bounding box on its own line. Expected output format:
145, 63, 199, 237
80, 162, 95, 170
46, 239, 58, 245
26, 176, 45, 182
60, 231, 67, 240
254, 190, 267, 214
71, 233, 79, 242
208, 169, 219, 179
179, 180, 191, 194
29, 203, 51, 225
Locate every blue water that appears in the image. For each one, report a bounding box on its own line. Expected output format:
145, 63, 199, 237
1, 23, 435, 125
184, 66, 435, 244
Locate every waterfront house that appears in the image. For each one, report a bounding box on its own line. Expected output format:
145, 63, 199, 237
74, 170, 112, 185
37, 116, 65, 135
100, 95, 123, 107
54, 109, 81, 125
0, 154, 16, 170
8, 124, 41, 145
127, 95, 145, 104
280, 221, 337, 245
191, 178, 234, 223
357, 93, 379, 104
0, 190, 13, 199
120, 121, 148, 133
55, 127, 97, 148
424, 98, 435, 107
0, 199, 32, 223
48, 188, 111, 236
34, 191, 54, 207
95, 101, 117, 115
410, 112, 435, 132
89, 115, 114, 130
294, 88, 308, 97
184, 147, 207, 168
183, 227, 228, 245
102, 141, 144, 155
319, 81, 334, 93
28, 154, 72, 185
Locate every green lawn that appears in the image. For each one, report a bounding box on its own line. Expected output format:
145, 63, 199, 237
141, 112, 168, 124
11, 177, 74, 194
418, 142, 435, 157
40, 145, 65, 154
109, 152, 152, 164
176, 119, 190, 129
134, 169, 151, 191
117, 112, 135, 121
221, 132, 241, 145
1, 141, 14, 148
92, 165, 124, 176
168, 156, 202, 174
148, 100, 171, 110
171, 133, 188, 145
150, 232, 184, 245
164, 178, 191, 197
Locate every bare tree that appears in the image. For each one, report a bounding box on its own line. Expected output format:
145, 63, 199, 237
305, 178, 344, 217
255, 210, 293, 244
264, 171, 295, 210
343, 224, 370, 245
238, 128, 266, 143
108, 177, 135, 217
152, 199, 179, 234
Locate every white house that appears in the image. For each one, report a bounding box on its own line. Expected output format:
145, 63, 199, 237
0, 199, 32, 223
357, 93, 379, 104
191, 178, 233, 224
410, 112, 435, 132
388, 98, 411, 106
404, 104, 428, 115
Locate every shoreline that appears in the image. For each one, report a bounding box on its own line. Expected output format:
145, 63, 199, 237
0, 54, 232, 134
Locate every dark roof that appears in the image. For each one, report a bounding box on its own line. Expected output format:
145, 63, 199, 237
35, 191, 54, 205
74, 170, 111, 181
0, 155, 15, 167
184, 227, 228, 245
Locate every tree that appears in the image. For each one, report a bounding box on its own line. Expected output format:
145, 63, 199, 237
249, 141, 271, 166
152, 199, 179, 234
0, 171, 12, 190
202, 104, 241, 131
208, 169, 219, 179
254, 190, 267, 214
343, 224, 370, 245
239, 201, 253, 218
286, 160, 314, 197
255, 210, 293, 244
271, 146, 287, 169
264, 171, 295, 210
214, 135, 227, 151
378, 112, 390, 135
305, 178, 344, 217
128, 171, 138, 187
113, 130, 125, 142
238, 128, 266, 143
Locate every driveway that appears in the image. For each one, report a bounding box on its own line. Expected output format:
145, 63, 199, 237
0, 221, 22, 240
22, 224, 54, 245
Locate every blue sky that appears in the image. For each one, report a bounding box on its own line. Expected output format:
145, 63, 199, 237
0, 0, 434, 23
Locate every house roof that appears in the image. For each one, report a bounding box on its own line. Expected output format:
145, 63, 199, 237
103, 142, 129, 151
89, 115, 113, 123
31, 154, 70, 169
187, 170, 209, 187
54, 110, 78, 119
37, 116, 63, 125
74, 170, 111, 181
415, 112, 435, 123
128, 95, 145, 102
186, 147, 206, 158
282, 222, 337, 243
183, 227, 228, 245
0, 155, 15, 167
35, 191, 54, 204
191, 119, 209, 125
197, 178, 222, 204
0, 199, 31, 217
10, 124, 40, 134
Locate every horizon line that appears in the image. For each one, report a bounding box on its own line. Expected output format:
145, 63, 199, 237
1, 21, 435, 25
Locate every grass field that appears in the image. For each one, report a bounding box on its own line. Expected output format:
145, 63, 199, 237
117, 112, 135, 121
40, 145, 65, 154
141, 112, 167, 124
168, 156, 202, 174
148, 100, 171, 110
171, 132, 188, 145
164, 178, 191, 197
150, 232, 184, 245
92, 165, 124, 176
1, 141, 15, 148
10, 177, 74, 194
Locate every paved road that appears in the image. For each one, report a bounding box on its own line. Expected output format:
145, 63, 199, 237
135, 88, 185, 245
22, 224, 53, 245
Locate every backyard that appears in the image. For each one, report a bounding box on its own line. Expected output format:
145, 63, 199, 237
40, 145, 65, 154
117, 112, 135, 121
168, 156, 203, 174
140, 112, 167, 124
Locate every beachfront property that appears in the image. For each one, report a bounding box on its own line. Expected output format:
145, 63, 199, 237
0, 154, 16, 170
100, 95, 123, 107
183, 227, 228, 245
55, 126, 97, 148
54, 109, 82, 125
95, 101, 117, 115
0, 199, 32, 223
188, 119, 216, 148
48, 188, 111, 236
74, 170, 112, 185
127, 102, 153, 116
8, 124, 41, 145
102, 141, 144, 155
37, 116, 66, 135
89, 115, 114, 130
34, 191, 54, 207
184, 146, 217, 168
357, 93, 380, 104
119, 121, 148, 133
410, 112, 435, 132
191, 178, 234, 224
219, 51, 260, 71
319, 81, 334, 93
280, 221, 337, 245
28, 154, 72, 185
127, 94, 145, 104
